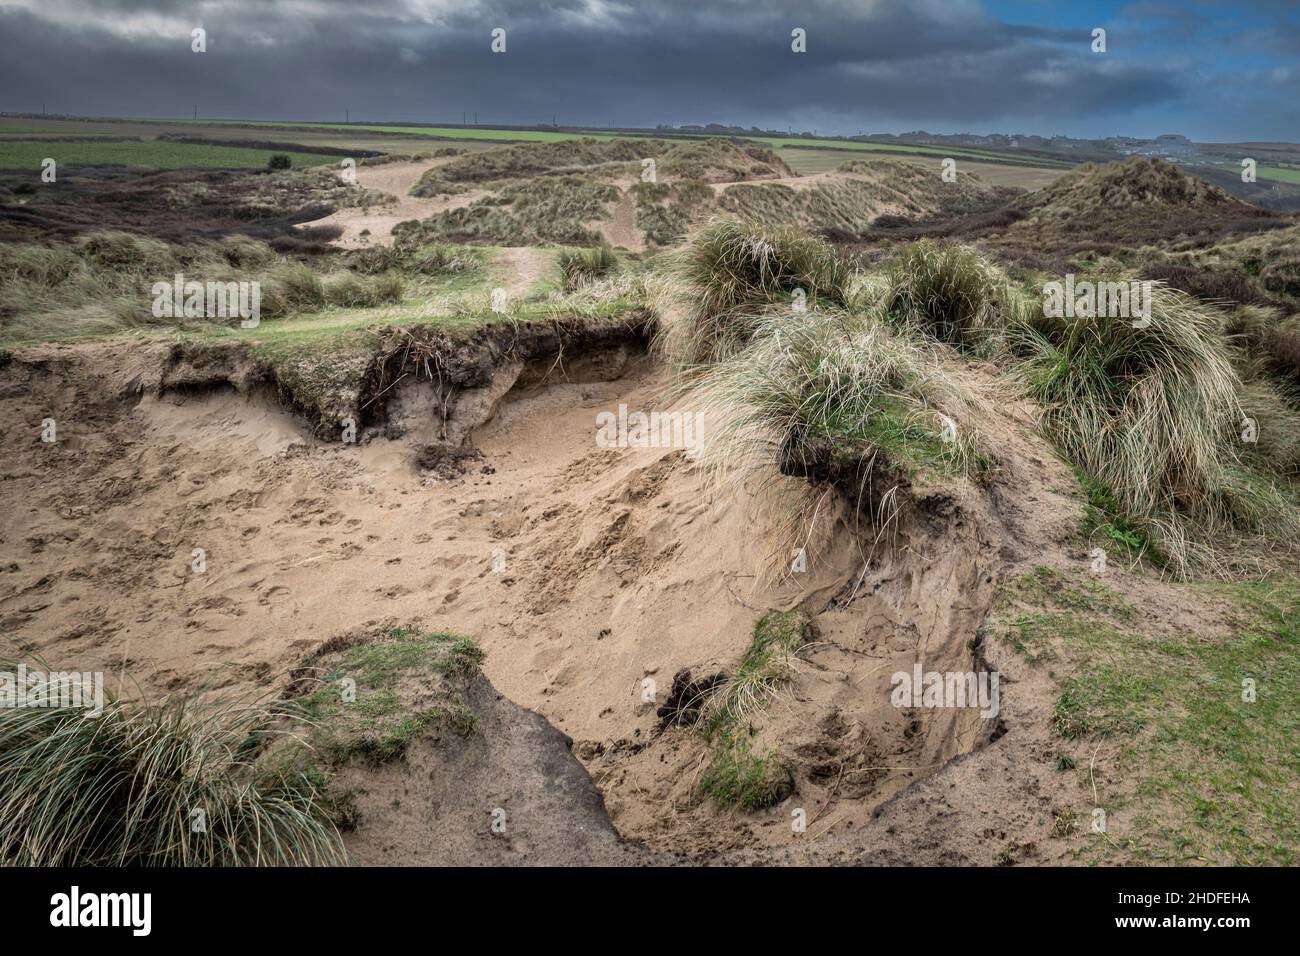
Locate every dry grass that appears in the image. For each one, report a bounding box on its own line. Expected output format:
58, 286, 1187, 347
411, 136, 790, 197
0, 230, 405, 345
397, 175, 619, 246
879, 237, 1300, 574
0, 660, 347, 866
658, 217, 851, 367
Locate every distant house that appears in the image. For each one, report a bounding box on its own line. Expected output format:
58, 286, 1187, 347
1153, 134, 1196, 157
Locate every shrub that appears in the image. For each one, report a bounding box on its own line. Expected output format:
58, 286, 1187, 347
268, 153, 293, 171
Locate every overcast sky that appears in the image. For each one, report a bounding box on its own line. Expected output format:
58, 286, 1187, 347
0, 0, 1296, 141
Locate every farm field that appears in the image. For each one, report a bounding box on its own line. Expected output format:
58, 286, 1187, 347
0, 115, 1076, 166
780, 146, 1069, 188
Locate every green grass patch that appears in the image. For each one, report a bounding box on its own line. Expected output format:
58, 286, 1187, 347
292, 628, 484, 765
1052, 664, 1157, 738
993, 566, 1300, 864
697, 610, 809, 810
698, 733, 793, 810
1077, 472, 1167, 569
841, 394, 990, 480
1256, 165, 1300, 185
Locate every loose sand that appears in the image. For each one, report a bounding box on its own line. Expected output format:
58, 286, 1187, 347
0, 333, 1194, 862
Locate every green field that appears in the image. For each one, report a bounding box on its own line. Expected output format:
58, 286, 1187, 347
752, 137, 1067, 166
1258, 165, 1300, 184
0, 139, 337, 171
0, 116, 1078, 175
780, 147, 1068, 188
132, 118, 1072, 167
156, 119, 615, 144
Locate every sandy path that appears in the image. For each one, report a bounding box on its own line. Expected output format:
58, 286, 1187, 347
494, 246, 552, 298
308, 159, 487, 247
598, 183, 645, 251
307, 161, 554, 300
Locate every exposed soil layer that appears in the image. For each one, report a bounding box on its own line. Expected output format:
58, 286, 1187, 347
0, 325, 1134, 863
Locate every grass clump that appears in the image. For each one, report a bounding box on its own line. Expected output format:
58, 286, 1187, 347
407, 243, 481, 277
696, 610, 809, 810
706, 609, 811, 732
1013, 280, 1296, 574
884, 240, 1019, 346
1237, 378, 1300, 481
664, 217, 851, 366
698, 734, 793, 810
290, 628, 484, 765
694, 309, 985, 482
558, 244, 617, 290
880, 238, 1299, 575
321, 270, 405, 309
0, 663, 347, 866
350, 241, 482, 283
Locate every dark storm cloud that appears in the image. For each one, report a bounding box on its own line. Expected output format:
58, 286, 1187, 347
0, 0, 1287, 138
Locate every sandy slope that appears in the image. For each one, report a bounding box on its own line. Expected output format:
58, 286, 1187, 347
0, 335, 1212, 862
